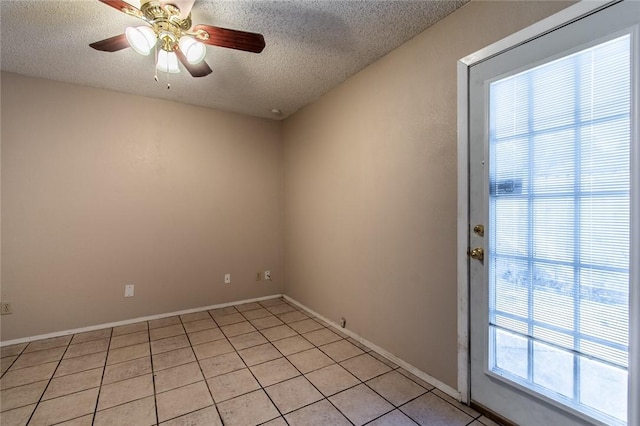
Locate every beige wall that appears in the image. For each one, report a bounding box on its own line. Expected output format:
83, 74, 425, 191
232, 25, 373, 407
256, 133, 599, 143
1, 72, 283, 341
283, 0, 573, 388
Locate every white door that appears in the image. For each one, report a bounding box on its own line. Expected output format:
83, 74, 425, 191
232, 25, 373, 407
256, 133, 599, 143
468, 2, 638, 425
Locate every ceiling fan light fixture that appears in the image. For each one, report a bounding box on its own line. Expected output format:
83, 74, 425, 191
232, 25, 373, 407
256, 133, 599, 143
125, 26, 156, 56
156, 50, 181, 74
179, 36, 206, 64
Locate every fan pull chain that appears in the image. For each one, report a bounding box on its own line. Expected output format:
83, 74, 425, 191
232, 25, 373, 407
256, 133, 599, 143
153, 43, 159, 82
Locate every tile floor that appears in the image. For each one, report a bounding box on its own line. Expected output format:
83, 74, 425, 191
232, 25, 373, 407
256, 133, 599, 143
0, 298, 500, 426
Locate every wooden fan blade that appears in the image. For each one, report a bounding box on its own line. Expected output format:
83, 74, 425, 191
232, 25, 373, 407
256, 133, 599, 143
90, 34, 130, 52
174, 46, 213, 77
192, 24, 265, 53
97, 0, 141, 15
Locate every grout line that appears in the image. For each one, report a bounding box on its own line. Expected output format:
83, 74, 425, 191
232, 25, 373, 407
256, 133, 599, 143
147, 320, 161, 426
179, 309, 226, 425
90, 327, 114, 425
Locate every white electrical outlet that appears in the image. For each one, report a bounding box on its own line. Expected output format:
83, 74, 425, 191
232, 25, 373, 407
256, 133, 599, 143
1, 302, 12, 315
225, 273, 231, 284
124, 285, 135, 297
264, 271, 271, 281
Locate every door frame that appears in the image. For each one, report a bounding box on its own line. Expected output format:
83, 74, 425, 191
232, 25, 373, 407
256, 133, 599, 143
456, 2, 639, 425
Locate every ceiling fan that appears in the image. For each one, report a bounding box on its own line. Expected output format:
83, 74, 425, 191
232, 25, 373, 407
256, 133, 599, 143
90, 0, 265, 78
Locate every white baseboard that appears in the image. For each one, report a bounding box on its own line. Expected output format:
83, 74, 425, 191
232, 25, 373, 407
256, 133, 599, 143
282, 295, 461, 401
0, 294, 284, 347
1, 292, 462, 403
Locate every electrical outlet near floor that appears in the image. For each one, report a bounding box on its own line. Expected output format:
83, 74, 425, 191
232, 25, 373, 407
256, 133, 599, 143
264, 270, 271, 281
225, 273, 231, 284
1, 302, 13, 315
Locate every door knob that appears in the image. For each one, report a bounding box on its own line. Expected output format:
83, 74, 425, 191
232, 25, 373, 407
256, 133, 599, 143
469, 247, 484, 261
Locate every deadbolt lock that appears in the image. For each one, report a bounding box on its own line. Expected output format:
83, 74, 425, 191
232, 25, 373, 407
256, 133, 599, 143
469, 247, 484, 261
473, 224, 484, 237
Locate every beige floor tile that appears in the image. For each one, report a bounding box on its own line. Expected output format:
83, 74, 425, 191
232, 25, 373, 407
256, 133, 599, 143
94, 395, 156, 426
340, 353, 392, 381
1, 356, 17, 375
265, 376, 323, 414
261, 325, 298, 341
250, 357, 300, 387
368, 409, 418, 425
367, 370, 428, 406
107, 342, 150, 364
1, 362, 57, 390
400, 393, 475, 426
155, 362, 203, 393
150, 324, 185, 341
64, 339, 110, 359
11, 347, 65, 370
156, 381, 213, 423
272, 335, 314, 356
209, 306, 238, 317
285, 399, 351, 426
180, 311, 211, 323
42, 367, 102, 400
112, 322, 148, 337
235, 302, 262, 312
71, 329, 112, 345
192, 339, 234, 360
278, 310, 310, 324
397, 369, 436, 391
228, 331, 268, 350
287, 348, 335, 374
0, 404, 35, 426
288, 319, 325, 334
55, 352, 107, 377
259, 298, 286, 307
305, 363, 360, 397
29, 387, 99, 426
149, 316, 181, 330
55, 414, 94, 425
430, 389, 480, 417
1, 344, 28, 359
0, 381, 47, 412
150, 335, 190, 355
266, 304, 297, 315
109, 331, 149, 349
237, 343, 282, 366
24, 336, 72, 353
240, 308, 272, 320
97, 374, 154, 410
216, 389, 279, 426
152, 347, 196, 372
187, 328, 225, 346
329, 384, 393, 425
198, 352, 245, 378
103, 356, 152, 385
319, 340, 364, 362
206, 368, 260, 403
220, 322, 256, 338
249, 315, 284, 330
214, 313, 246, 326
160, 405, 222, 426
183, 318, 217, 333
262, 417, 288, 426
303, 328, 342, 346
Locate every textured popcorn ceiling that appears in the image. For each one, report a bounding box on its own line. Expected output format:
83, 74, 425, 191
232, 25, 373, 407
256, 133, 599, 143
0, 0, 468, 119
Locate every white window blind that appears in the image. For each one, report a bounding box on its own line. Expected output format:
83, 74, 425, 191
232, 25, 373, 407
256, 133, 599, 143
488, 35, 630, 424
